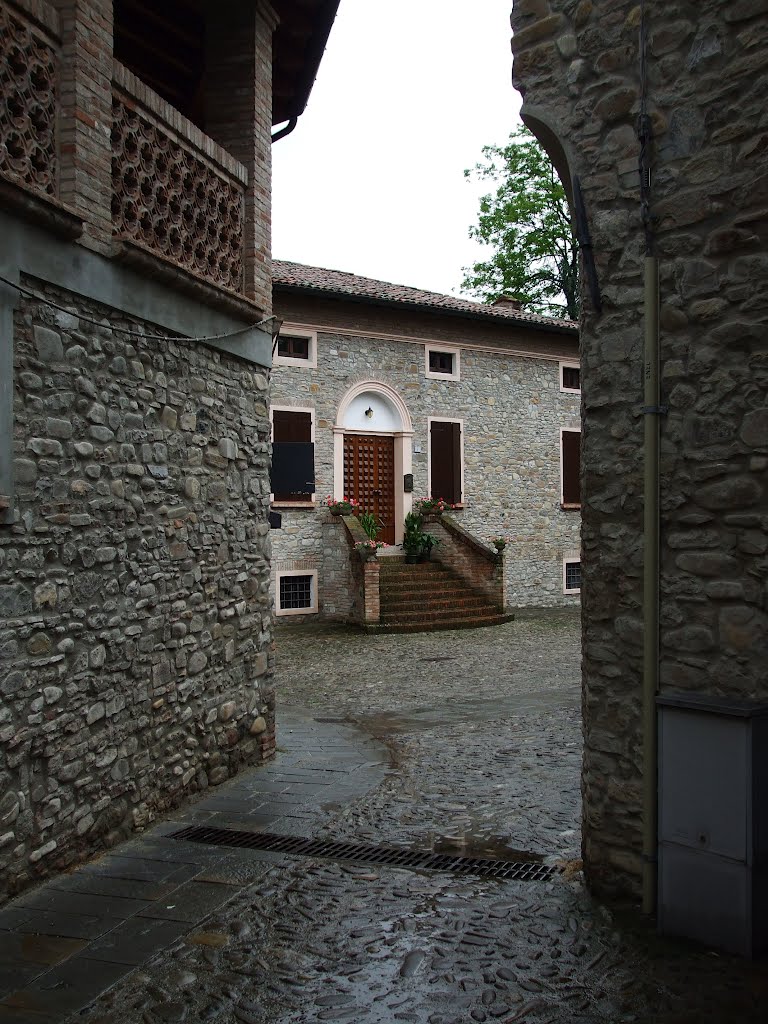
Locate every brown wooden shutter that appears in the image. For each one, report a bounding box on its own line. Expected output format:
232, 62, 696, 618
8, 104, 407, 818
430, 420, 461, 504
272, 411, 314, 501
562, 430, 580, 505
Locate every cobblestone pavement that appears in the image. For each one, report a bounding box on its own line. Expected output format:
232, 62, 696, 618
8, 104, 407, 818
2, 613, 767, 1023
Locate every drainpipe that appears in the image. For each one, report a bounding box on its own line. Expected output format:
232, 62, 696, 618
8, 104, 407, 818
642, 255, 660, 915
271, 118, 298, 143
638, 0, 659, 916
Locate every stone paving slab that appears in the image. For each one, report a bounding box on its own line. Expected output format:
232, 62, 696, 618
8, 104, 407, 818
0, 714, 389, 1022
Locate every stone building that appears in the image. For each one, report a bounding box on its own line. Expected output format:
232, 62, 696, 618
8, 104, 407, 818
0, 0, 338, 898
269, 260, 580, 621
510, 0, 768, 907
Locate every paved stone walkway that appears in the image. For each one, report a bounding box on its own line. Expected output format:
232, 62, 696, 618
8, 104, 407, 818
1, 613, 766, 1023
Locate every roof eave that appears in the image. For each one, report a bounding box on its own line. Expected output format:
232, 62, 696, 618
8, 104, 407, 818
271, 0, 340, 126
272, 283, 579, 336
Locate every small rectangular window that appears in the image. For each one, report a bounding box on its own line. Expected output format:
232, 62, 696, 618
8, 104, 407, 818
560, 361, 580, 393
276, 569, 319, 615
429, 350, 454, 374
560, 428, 580, 507
278, 335, 310, 360
280, 574, 313, 609
274, 328, 317, 368
271, 409, 314, 502
564, 559, 581, 594
425, 345, 460, 381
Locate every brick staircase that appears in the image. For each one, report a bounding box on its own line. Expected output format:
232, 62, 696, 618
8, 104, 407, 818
374, 558, 514, 633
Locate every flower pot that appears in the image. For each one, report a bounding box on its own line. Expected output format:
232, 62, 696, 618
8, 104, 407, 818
330, 507, 343, 516
404, 552, 420, 564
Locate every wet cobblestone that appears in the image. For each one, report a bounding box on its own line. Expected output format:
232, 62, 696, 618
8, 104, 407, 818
4, 613, 767, 1023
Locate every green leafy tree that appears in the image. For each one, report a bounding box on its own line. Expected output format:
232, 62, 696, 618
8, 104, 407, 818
462, 127, 579, 320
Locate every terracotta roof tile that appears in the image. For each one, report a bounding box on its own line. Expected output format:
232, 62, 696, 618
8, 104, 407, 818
272, 260, 578, 332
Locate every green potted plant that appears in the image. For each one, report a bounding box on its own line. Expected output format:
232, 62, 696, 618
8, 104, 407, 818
403, 511, 424, 564
420, 531, 439, 561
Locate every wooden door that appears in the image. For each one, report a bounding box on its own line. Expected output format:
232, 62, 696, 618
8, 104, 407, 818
343, 435, 396, 545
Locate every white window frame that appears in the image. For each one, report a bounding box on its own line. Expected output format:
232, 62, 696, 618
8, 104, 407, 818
270, 405, 316, 507
425, 344, 461, 381
559, 360, 581, 394
563, 557, 581, 595
560, 425, 581, 509
275, 568, 319, 616
274, 325, 318, 369
427, 416, 465, 506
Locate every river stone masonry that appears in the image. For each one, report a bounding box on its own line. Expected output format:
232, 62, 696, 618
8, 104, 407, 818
0, 280, 274, 900
510, 0, 768, 897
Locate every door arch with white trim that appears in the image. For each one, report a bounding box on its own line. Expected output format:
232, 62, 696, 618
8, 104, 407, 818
334, 381, 414, 546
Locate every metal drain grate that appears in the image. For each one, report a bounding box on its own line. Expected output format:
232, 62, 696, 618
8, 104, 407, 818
169, 826, 555, 882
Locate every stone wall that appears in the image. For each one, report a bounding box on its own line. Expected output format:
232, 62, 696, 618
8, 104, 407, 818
510, 0, 768, 896
0, 280, 273, 898
270, 296, 581, 613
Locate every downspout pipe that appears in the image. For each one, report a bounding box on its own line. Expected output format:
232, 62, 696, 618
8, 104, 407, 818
638, 0, 660, 918
271, 118, 298, 143
642, 255, 660, 915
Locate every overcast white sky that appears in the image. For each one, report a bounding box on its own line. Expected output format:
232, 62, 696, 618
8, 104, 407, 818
272, 0, 522, 300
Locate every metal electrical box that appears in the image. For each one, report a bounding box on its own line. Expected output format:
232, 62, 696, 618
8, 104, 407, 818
657, 693, 768, 957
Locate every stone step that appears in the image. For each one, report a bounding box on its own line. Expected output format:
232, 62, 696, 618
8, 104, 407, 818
377, 558, 507, 634
380, 603, 502, 623
366, 611, 515, 635
379, 580, 474, 599
382, 593, 492, 613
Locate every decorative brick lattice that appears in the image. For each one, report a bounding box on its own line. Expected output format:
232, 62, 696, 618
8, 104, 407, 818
0, 6, 58, 197
111, 95, 244, 292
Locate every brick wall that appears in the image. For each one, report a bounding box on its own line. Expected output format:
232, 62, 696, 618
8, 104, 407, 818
205, 1, 275, 311
56, 0, 113, 251
427, 513, 504, 610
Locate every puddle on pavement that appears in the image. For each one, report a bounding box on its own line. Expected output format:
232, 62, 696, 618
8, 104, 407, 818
428, 832, 544, 862
354, 690, 579, 736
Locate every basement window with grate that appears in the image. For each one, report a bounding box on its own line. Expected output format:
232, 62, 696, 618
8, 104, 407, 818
276, 570, 318, 615
563, 559, 581, 594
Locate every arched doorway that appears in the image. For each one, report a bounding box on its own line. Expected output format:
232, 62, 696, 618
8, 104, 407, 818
334, 381, 414, 545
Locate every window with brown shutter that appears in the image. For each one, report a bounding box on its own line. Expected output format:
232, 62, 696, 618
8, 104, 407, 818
561, 365, 580, 391
561, 429, 581, 507
277, 335, 310, 360
430, 420, 462, 504
271, 410, 314, 502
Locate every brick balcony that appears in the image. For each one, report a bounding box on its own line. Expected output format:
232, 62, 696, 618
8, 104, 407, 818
0, 0, 271, 311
